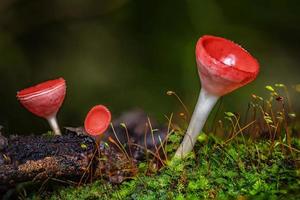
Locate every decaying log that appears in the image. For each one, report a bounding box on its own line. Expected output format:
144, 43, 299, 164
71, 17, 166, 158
0, 132, 131, 191
0, 110, 167, 192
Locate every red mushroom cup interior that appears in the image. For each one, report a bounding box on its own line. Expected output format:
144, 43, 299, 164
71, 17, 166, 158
84, 105, 111, 136
196, 35, 259, 96
16, 78, 66, 118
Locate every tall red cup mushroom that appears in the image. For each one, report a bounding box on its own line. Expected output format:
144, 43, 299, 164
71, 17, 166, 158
175, 35, 259, 158
84, 105, 111, 139
17, 78, 66, 136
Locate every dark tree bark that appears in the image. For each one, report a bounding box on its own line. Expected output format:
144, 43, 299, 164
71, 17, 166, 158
0, 132, 132, 191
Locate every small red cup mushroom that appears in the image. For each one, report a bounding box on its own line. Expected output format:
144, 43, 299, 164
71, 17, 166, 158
175, 35, 259, 158
17, 77, 66, 136
84, 105, 111, 140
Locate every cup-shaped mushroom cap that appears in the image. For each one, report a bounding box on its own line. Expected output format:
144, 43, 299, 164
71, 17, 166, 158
196, 35, 259, 96
84, 105, 111, 136
17, 78, 66, 119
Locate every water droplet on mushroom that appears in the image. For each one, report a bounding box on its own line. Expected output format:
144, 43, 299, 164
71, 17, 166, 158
221, 54, 236, 67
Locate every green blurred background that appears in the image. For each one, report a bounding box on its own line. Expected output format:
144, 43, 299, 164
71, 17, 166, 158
0, 0, 299, 134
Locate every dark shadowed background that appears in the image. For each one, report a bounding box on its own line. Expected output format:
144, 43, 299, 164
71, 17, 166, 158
0, 0, 299, 134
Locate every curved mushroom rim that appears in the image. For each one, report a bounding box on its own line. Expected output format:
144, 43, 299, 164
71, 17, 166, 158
17, 84, 66, 101
196, 35, 259, 77
17, 78, 66, 99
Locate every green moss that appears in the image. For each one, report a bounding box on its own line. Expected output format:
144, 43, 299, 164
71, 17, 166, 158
35, 134, 300, 200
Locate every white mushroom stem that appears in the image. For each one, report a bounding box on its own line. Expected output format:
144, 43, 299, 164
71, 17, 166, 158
175, 88, 219, 158
47, 115, 62, 136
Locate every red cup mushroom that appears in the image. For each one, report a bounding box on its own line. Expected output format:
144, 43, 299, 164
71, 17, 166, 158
17, 77, 66, 136
175, 35, 259, 158
84, 105, 111, 138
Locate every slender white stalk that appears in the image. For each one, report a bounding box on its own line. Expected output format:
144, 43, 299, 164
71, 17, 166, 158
47, 115, 62, 136
175, 88, 219, 158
